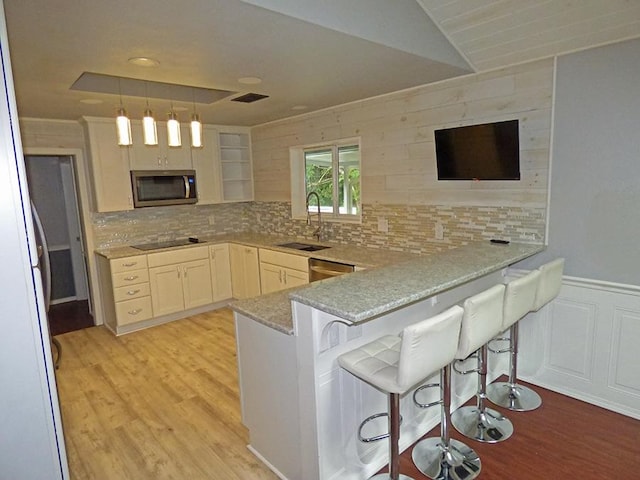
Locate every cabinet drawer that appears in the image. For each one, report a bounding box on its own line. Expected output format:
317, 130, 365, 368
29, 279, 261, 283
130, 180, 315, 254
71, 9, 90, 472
112, 268, 150, 287
115, 296, 153, 326
114, 282, 151, 302
259, 248, 308, 272
110, 255, 148, 273
147, 246, 209, 267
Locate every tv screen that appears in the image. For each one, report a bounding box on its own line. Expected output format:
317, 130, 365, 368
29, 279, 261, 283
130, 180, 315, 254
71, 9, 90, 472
435, 119, 520, 180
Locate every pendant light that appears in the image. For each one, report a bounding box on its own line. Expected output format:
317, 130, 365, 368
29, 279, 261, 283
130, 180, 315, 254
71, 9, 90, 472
142, 82, 158, 145
115, 79, 132, 146
166, 106, 181, 147
190, 89, 203, 148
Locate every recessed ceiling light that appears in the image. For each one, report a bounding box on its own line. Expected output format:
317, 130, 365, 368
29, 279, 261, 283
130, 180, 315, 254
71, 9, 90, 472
291, 105, 308, 111
80, 98, 103, 104
238, 76, 262, 85
128, 57, 160, 67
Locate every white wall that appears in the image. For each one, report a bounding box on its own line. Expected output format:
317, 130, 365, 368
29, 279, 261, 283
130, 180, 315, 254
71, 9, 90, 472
519, 38, 640, 285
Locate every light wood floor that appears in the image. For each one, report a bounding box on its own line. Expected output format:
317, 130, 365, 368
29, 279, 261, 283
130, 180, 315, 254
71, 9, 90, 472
54, 308, 278, 480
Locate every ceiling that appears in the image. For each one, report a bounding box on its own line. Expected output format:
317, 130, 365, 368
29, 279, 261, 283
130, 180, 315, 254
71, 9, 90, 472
4, 0, 640, 127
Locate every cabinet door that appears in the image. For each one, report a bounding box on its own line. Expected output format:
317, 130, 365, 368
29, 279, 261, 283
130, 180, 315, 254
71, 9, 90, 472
129, 123, 193, 170
283, 267, 308, 289
243, 246, 261, 298
149, 264, 185, 316
193, 126, 221, 204
82, 118, 133, 212
165, 125, 193, 169
229, 244, 261, 299
210, 244, 232, 302
260, 263, 284, 295
182, 259, 213, 309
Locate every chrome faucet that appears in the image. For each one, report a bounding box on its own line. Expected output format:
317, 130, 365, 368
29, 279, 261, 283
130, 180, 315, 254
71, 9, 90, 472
305, 191, 323, 242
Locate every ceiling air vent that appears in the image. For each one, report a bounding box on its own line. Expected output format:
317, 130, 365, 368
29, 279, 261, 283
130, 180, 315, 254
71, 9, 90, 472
231, 93, 269, 103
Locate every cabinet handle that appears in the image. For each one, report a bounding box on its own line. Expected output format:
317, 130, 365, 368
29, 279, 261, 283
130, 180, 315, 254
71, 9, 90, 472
283, 271, 287, 284
279, 270, 283, 283
177, 266, 181, 278
126, 289, 140, 296
124, 275, 139, 281
128, 308, 142, 315
183, 266, 188, 277
157, 157, 162, 167
122, 262, 137, 267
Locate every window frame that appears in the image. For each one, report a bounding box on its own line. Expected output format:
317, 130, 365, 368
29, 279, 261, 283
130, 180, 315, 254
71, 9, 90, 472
290, 137, 362, 223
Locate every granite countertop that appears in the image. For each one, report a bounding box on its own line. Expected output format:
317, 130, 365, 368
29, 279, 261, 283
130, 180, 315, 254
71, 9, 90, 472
233, 241, 543, 335
289, 241, 544, 324
95, 233, 417, 269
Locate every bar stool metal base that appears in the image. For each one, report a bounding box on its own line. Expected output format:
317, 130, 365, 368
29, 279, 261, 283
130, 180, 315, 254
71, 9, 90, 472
370, 474, 415, 480
487, 382, 542, 411
451, 406, 513, 443
412, 438, 481, 480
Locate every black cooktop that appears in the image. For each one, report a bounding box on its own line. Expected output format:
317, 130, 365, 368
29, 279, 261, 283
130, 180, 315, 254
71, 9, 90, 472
131, 238, 205, 251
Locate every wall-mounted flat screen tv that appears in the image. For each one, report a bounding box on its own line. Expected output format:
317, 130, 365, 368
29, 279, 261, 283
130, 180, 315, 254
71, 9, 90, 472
435, 119, 520, 180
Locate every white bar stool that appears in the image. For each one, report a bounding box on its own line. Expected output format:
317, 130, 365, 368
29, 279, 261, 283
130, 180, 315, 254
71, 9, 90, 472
411, 352, 481, 479
338, 306, 465, 480
532, 258, 565, 312
451, 284, 514, 443
486, 269, 542, 411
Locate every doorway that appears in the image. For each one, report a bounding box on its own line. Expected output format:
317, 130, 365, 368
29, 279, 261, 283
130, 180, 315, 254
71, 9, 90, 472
24, 155, 93, 335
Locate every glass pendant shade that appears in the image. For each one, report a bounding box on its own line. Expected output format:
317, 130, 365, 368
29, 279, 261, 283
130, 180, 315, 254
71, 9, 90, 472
167, 111, 181, 147
116, 108, 132, 146
190, 113, 203, 148
142, 109, 158, 146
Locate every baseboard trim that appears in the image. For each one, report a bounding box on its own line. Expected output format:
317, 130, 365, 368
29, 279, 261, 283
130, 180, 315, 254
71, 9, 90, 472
246, 444, 289, 480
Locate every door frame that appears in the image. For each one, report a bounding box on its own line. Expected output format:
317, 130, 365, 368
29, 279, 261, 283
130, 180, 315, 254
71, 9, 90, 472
24, 147, 104, 326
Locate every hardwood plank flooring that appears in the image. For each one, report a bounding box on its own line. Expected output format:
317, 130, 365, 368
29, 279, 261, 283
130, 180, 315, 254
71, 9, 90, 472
49, 299, 94, 335
55, 308, 640, 479
54, 308, 278, 480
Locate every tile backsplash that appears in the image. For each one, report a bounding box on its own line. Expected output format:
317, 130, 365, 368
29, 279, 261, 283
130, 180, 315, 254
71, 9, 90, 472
93, 201, 545, 255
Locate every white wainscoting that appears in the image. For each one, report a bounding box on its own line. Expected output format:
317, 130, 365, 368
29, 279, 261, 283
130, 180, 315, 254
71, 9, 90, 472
513, 270, 640, 420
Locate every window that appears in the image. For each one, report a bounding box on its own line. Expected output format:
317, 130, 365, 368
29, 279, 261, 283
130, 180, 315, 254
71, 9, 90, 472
290, 138, 360, 222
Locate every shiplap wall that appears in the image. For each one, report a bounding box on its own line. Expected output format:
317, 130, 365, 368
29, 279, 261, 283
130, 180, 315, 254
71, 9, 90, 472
252, 58, 553, 209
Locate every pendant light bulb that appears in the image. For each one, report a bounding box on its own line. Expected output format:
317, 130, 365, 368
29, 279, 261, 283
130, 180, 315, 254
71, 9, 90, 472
142, 109, 158, 146
190, 113, 203, 148
116, 107, 132, 146
167, 111, 181, 147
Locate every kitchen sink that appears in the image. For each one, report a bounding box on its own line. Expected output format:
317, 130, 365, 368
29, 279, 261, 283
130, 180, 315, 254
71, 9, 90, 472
277, 242, 331, 252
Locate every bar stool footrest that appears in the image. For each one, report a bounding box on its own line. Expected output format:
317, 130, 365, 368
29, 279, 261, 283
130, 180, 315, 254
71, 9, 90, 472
358, 412, 404, 443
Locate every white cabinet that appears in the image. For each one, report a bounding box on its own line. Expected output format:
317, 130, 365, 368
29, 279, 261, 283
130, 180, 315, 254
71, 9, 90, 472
229, 243, 261, 299
193, 126, 221, 204
148, 246, 213, 316
129, 122, 193, 170
219, 131, 253, 202
97, 254, 152, 333
81, 117, 133, 212
210, 243, 232, 302
259, 249, 309, 294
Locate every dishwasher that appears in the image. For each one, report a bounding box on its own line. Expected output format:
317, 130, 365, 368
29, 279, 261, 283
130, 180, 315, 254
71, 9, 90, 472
309, 258, 355, 282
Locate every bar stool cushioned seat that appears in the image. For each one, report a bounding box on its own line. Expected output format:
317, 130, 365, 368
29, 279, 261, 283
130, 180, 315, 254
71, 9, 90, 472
338, 306, 464, 480
487, 269, 542, 410
451, 284, 514, 443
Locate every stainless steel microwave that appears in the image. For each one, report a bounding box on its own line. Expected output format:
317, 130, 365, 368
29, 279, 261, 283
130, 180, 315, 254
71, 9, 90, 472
131, 170, 197, 208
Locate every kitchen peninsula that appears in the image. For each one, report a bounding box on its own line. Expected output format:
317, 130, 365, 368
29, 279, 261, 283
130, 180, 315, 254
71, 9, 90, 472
232, 241, 543, 480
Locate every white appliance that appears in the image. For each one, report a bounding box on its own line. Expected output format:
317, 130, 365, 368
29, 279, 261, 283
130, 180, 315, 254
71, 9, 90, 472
0, 1, 69, 478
